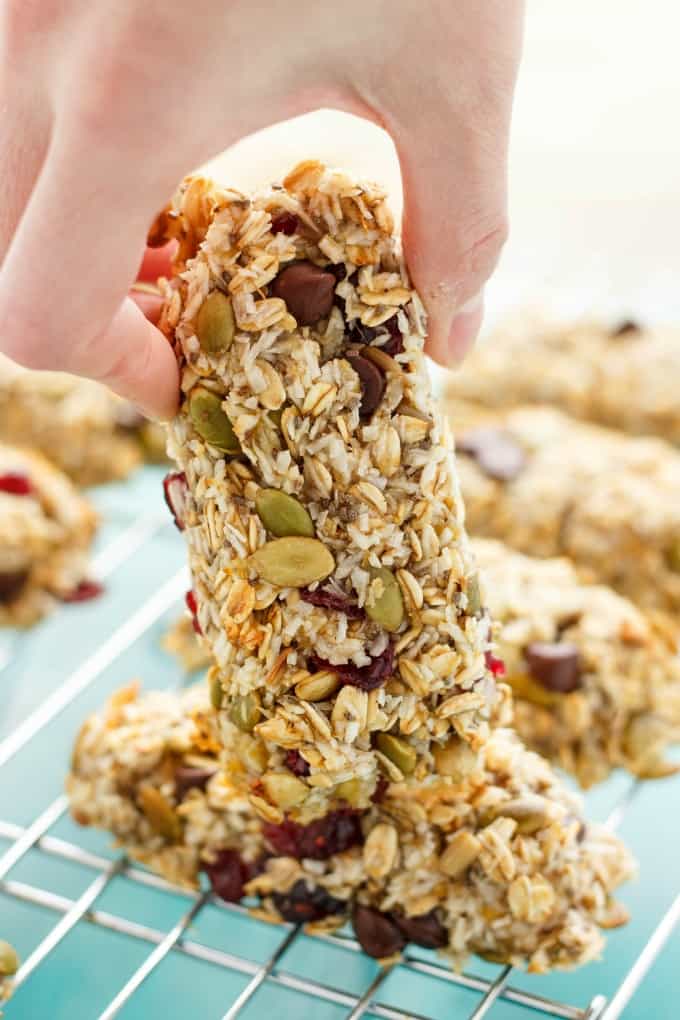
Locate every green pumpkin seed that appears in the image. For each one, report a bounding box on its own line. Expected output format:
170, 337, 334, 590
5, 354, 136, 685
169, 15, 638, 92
188, 386, 241, 454
466, 574, 481, 616
196, 291, 235, 354
365, 567, 404, 632
335, 778, 364, 807
255, 488, 314, 538
376, 732, 416, 775
0, 940, 19, 977
229, 692, 261, 732
208, 669, 223, 710
250, 537, 334, 587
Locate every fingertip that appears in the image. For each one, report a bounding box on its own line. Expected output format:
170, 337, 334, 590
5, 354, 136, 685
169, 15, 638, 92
425, 291, 485, 367
130, 284, 163, 326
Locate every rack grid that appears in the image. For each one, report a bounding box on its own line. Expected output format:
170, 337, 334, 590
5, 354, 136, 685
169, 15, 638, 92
0, 470, 678, 1020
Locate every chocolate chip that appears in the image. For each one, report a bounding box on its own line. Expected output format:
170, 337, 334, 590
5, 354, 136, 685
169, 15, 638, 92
272, 880, 345, 923
271, 261, 336, 325
610, 319, 641, 338
352, 904, 406, 958
525, 641, 581, 693
174, 766, 216, 800
345, 352, 386, 419
0, 569, 29, 604
457, 427, 526, 481
392, 910, 447, 949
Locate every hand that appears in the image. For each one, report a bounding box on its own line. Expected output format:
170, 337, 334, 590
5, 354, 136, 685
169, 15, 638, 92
0, 0, 523, 418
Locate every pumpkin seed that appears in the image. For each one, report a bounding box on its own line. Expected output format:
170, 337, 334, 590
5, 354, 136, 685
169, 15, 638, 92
366, 566, 404, 632
250, 537, 334, 587
466, 574, 482, 616
335, 778, 364, 807
208, 667, 223, 710
0, 940, 19, 977
188, 386, 241, 454
138, 785, 182, 842
196, 290, 235, 353
255, 488, 314, 538
376, 732, 416, 775
229, 692, 261, 732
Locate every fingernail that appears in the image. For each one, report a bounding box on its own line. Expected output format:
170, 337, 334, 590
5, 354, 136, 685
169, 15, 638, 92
448, 289, 485, 362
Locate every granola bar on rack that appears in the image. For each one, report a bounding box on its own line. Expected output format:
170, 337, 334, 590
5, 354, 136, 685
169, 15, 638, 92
445, 400, 680, 613
445, 315, 680, 444
474, 538, 680, 787
0, 355, 166, 486
0, 443, 98, 626
155, 162, 498, 804
68, 683, 635, 973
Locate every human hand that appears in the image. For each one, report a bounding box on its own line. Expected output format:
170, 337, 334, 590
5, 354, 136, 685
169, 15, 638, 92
0, 0, 523, 418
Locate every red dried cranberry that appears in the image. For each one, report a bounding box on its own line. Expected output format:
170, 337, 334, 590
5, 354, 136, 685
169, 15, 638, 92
174, 766, 216, 800
300, 587, 364, 619
392, 910, 447, 949
263, 809, 362, 860
380, 316, 404, 356
272, 880, 345, 923
0, 473, 33, 496
163, 471, 189, 531
0, 569, 29, 603
185, 589, 202, 634
370, 775, 389, 804
345, 351, 386, 419
271, 212, 299, 235
309, 643, 394, 692
61, 580, 104, 603
205, 850, 248, 903
352, 904, 406, 958
485, 651, 506, 677
285, 750, 310, 777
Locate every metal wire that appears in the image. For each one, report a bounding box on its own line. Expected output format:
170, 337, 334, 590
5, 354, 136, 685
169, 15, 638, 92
1, 516, 678, 1020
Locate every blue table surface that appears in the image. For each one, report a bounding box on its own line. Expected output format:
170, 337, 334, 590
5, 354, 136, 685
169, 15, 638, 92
0, 467, 678, 1020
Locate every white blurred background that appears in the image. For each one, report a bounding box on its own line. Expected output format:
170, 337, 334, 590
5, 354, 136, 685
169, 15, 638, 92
208, 0, 680, 324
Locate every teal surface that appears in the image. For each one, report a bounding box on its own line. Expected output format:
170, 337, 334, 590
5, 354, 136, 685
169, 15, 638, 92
0, 466, 678, 1019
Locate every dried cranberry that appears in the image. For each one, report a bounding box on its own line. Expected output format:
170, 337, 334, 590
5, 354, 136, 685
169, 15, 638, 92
300, 587, 364, 619
309, 643, 394, 692
380, 316, 404, 356
0, 569, 29, 603
0, 473, 33, 496
205, 849, 248, 903
272, 880, 345, 923
352, 904, 406, 958
185, 589, 202, 634
263, 809, 362, 860
345, 351, 385, 419
61, 580, 104, 603
163, 471, 189, 531
271, 261, 336, 325
392, 910, 447, 949
485, 651, 506, 677
370, 775, 389, 804
285, 750, 310, 777
174, 766, 216, 800
271, 212, 299, 235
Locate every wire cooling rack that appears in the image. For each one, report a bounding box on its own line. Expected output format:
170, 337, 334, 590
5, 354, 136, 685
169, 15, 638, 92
0, 468, 678, 1020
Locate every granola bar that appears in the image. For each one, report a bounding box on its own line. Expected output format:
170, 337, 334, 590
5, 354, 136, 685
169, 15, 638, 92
68, 683, 635, 972
474, 538, 680, 787
0, 443, 98, 625
0, 355, 166, 486
0, 941, 18, 1008
446, 400, 680, 613
446, 315, 680, 443
156, 162, 498, 803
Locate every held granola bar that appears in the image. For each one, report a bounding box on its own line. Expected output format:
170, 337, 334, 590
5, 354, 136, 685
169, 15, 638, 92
68, 683, 635, 973
474, 538, 680, 787
446, 400, 680, 613
156, 162, 497, 806
0, 443, 98, 625
0, 355, 166, 485
446, 315, 680, 444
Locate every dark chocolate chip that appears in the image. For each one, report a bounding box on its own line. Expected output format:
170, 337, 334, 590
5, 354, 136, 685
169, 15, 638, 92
0, 569, 29, 604
352, 904, 406, 958
525, 641, 581, 693
345, 352, 386, 419
272, 880, 345, 923
457, 427, 526, 481
392, 910, 448, 949
174, 766, 216, 800
610, 319, 641, 338
271, 261, 336, 325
